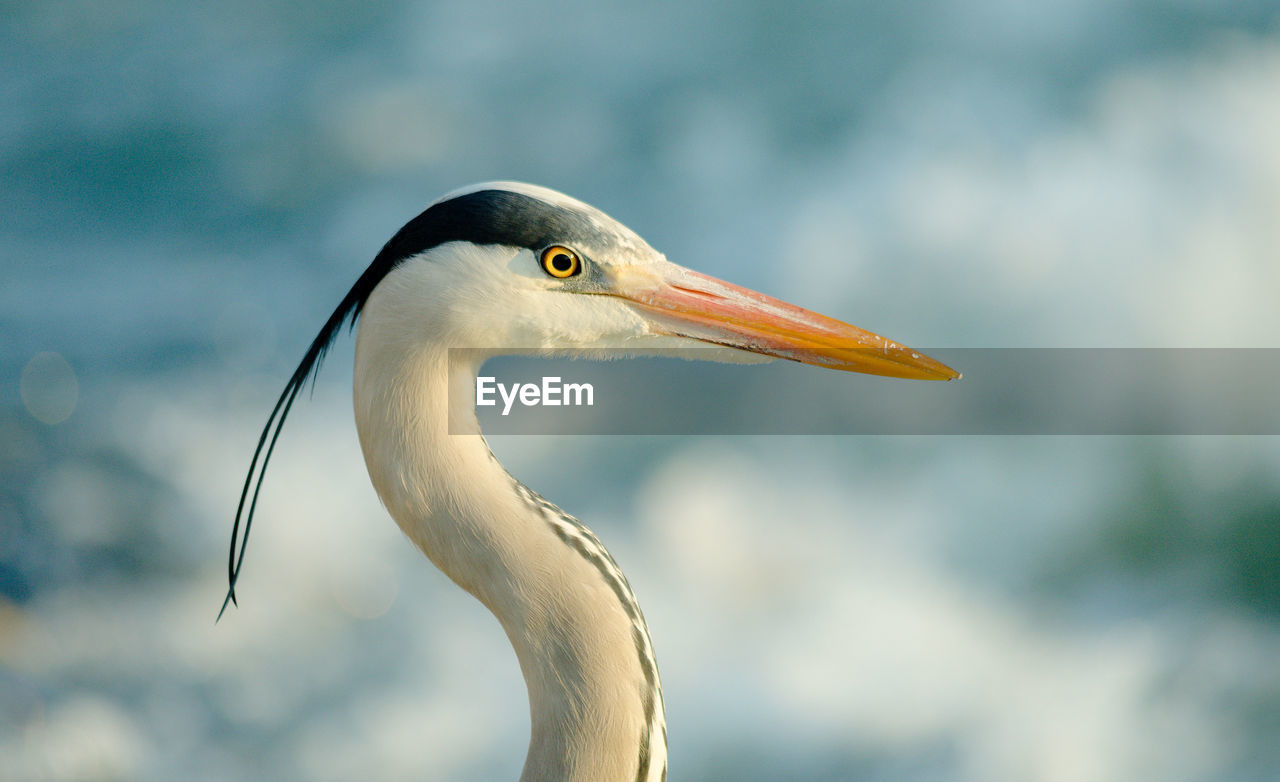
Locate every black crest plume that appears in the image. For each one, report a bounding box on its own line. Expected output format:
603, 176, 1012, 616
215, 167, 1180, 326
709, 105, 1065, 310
216, 233, 395, 620
218, 187, 594, 619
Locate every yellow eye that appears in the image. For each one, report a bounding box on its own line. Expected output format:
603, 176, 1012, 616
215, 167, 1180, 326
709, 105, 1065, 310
539, 245, 582, 279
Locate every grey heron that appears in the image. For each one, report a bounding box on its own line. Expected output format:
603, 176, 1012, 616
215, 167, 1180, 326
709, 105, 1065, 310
221, 182, 958, 782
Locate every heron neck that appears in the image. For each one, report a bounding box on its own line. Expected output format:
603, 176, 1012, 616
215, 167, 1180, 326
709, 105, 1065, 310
352, 337, 666, 782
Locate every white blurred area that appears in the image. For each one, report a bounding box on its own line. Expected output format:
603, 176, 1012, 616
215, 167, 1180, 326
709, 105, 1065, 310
4, 3, 1280, 782
779, 36, 1280, 349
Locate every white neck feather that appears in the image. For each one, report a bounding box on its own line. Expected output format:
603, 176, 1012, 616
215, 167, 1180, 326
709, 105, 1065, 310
352, 260, 667, 782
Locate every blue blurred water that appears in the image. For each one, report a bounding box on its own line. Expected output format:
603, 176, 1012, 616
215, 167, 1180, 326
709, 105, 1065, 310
4, 2, 1280, 780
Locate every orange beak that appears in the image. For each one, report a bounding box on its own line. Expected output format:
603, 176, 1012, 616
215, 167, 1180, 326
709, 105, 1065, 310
611, 265, 959, 381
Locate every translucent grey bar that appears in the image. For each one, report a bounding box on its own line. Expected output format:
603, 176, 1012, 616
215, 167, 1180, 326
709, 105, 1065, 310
448, 349, 1280, 435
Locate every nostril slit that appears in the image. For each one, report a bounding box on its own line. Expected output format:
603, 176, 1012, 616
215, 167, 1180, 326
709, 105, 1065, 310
670, 284, 723, 301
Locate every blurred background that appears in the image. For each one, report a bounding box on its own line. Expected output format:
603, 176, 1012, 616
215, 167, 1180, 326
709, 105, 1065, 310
3, 1, 1279, 780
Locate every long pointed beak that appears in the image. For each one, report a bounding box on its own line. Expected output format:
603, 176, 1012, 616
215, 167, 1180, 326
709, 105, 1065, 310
610, 265, 959, 381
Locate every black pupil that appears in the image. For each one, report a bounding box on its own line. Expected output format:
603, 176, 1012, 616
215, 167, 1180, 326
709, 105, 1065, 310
551, 253, 573, 272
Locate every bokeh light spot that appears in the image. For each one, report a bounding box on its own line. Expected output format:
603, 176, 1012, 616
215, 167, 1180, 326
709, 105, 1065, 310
19, 352, 78, 425
332, 565, 399, 620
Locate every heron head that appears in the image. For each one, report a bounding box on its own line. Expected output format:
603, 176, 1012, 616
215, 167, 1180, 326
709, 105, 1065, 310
358, 181, 957, 380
